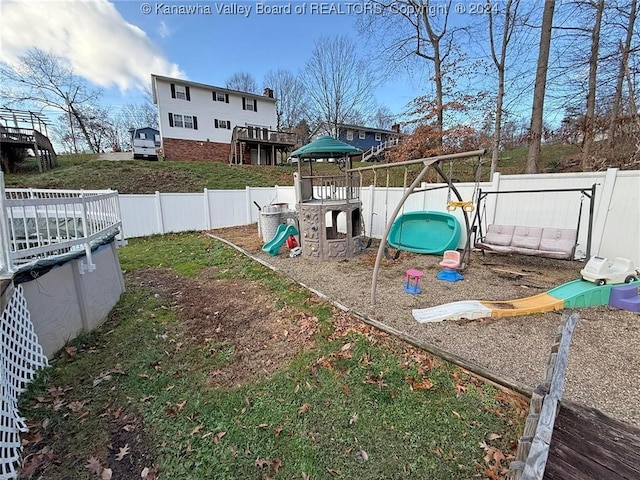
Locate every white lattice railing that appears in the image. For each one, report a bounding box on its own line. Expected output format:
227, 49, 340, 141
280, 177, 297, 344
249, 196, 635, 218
1, 184, 122, 273
0, 285, 49, 479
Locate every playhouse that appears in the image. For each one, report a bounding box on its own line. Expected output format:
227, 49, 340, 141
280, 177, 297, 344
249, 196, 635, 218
291, 136, 365, 261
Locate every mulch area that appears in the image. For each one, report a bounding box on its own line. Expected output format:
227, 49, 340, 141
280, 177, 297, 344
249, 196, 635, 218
208, 224, 640, 428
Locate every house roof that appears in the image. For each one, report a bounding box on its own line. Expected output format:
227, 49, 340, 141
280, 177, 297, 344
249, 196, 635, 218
336, 123, 402, 135
151, 74, 276, 104
128, 126, 159, 133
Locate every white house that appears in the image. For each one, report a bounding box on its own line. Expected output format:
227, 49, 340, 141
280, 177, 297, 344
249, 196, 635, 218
151, 74, 296, 164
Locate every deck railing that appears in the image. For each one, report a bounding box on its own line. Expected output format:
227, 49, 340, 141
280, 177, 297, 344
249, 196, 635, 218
0, 179, 122, 274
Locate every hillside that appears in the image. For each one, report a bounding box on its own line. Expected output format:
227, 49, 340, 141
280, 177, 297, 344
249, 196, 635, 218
3, 144, 581, 194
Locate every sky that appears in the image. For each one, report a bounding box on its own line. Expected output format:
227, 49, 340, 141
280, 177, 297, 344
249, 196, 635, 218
0, 0, 445, 124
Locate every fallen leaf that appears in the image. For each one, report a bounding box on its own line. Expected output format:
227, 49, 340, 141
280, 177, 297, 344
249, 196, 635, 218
190, 425, 203, 436
487, 433, 502, 441
85, 456, 103, 476
101, 467, 113, 480
176, 400, 187, 412
115, 444, 130, 461
274, 425, 283, 436
68, 400, 86, 412
326, 466, 340, 476
349, 412, 358, 425
64, 346, 77, 357
355, 449, 369, 461
452, 410, 461, 418
21, 431, 44, 446
141, 466, 159, 479
254, 457, 269, 468
165, 407, 177, 418
298, 403, 311, 415
271, 458, 283, 473
122, 424, 136, 432
213, 431, 226, 444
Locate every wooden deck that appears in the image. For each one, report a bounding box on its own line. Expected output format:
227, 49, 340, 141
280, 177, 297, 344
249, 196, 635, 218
544, 399, 640, 480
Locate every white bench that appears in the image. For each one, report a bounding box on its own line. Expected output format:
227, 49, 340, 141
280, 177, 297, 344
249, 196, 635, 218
475, 225, 577, 260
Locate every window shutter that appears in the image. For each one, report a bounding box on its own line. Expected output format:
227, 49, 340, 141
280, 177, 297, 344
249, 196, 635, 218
212, 91, 216, 101
254, 100, 257, 112
168, 113, 174, 127
214, 119, 219, 128
185, 86, 191, 101
225, 93, 229, 103
242, 97, 246, 110
193, 116, 198, 129
170, 84, 176, 98
227, 121, 231, 130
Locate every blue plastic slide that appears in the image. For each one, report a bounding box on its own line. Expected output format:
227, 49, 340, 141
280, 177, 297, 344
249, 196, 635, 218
262, 224, 299, 256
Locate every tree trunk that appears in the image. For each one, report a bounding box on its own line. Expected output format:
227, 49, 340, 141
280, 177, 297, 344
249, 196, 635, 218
69, 103, 97, 153
581, 0, 605, 172
489, 0, 516, 179
525, 0, 555, 174
608, 0, 637, 147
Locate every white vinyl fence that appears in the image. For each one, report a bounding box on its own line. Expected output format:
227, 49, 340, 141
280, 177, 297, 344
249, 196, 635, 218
117, 169, 640, 266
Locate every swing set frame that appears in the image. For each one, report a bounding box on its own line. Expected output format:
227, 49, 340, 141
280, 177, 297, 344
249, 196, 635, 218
347, 149, 487, 306
472, 184, 597, 260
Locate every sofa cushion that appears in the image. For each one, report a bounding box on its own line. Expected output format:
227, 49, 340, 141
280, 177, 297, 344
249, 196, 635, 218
483, 224, 515, 246
539, 228, 577, 255
511, 226, 543, 250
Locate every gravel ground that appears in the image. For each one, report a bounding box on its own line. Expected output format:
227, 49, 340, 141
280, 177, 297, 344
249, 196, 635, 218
210, 225, 640, 428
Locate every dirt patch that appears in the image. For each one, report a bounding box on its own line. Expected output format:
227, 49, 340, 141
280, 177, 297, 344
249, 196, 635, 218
129, 267, 318, 388
209, 224, 640, 428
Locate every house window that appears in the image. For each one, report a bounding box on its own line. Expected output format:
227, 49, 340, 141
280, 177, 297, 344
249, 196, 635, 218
213, 91, 229, 103
375, 133, 382, 141
139, 132, 147, 139
346, 130, 353, 141
359, 131, 366, 139
169, 113, 198, 129
243, 97, 257, 112
171, 83, 191, 101
215, 119, 231, 129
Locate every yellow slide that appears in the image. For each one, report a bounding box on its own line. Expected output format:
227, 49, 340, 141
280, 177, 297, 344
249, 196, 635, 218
480, 293, 565, 318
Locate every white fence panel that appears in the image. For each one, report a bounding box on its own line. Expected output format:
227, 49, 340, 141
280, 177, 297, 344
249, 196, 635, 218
160, 193, 206, 233
596, 172, 640, 265
112, 169, 640, 264
118, 195, 160, 238
207, 190, 249, 229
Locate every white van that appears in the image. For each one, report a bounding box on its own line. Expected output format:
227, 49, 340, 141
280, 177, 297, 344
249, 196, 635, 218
132, 130, 158, 161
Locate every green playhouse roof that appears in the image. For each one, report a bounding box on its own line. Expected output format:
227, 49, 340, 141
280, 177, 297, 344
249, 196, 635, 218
291, 135, 362, 159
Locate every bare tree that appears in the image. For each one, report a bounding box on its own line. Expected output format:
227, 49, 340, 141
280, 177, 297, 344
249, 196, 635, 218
580, 0, 605, 171
525, 0, 556, 173
487, 0, 522, 178
302, 35, 378, 136
360, 0, 466, 151
608, 0, 638, 146
371, 106, 396, 130
225, 71, 258, 93
263, 69, 306, 130
0, 48, 102, 153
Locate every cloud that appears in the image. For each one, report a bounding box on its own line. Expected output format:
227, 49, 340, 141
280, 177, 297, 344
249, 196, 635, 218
158, 21, 172, 39
0, 0, 184, 91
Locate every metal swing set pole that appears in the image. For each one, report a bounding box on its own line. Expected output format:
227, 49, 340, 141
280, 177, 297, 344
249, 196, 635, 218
368, 148, 486, 306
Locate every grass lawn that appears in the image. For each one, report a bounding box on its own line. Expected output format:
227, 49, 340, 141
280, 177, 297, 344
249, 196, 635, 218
18, 233, 526, 479
3, 143, 580, 194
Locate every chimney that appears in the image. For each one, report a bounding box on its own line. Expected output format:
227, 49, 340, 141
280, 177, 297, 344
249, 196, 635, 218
391, 123, 400, 133
263, 87, 274, 98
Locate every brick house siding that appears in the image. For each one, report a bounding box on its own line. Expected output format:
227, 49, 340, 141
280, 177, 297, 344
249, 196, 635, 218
162, 138, 230, 162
